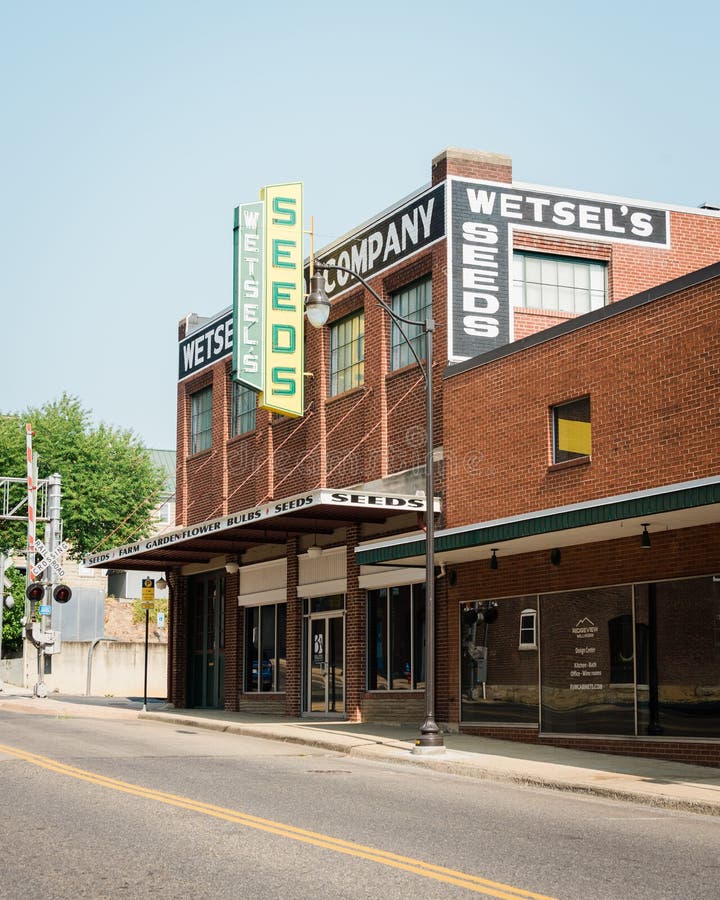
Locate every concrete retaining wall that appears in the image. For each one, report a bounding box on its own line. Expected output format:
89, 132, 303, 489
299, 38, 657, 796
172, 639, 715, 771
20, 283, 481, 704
6, 641, 167, 698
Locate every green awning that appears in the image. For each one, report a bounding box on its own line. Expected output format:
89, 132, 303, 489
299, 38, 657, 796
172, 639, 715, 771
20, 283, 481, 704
356, 478, 720, 565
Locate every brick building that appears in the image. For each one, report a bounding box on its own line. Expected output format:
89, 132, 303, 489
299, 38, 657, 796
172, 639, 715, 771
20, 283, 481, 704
85, 148, 720, 764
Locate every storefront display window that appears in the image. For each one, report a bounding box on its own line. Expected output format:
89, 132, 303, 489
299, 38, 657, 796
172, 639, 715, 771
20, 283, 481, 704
367, 584, 425, 690
540, 586, 634, 735
460, 597, 538, 724
244, 603, 286, 693
636, 578, 720, 738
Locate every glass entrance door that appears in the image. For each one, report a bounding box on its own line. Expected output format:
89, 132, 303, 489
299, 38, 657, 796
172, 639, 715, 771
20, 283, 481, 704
308, 614, 344, 715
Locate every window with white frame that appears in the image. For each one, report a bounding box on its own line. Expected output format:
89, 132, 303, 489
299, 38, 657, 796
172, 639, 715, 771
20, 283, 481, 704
390, 277, 432, 371
513, 252, 606, 314
519, 609, 537, 649
231, 380, 256, 437
190, 386, 213, 454
330, 310, 364, 396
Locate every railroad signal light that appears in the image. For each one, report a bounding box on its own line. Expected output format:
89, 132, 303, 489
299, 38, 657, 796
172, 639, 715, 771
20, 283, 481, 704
25, 582, 45, 604
53, 584, 72, 604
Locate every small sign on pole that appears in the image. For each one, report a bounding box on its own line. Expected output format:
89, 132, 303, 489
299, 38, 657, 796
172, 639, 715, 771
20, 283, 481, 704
141, 577, 155, 603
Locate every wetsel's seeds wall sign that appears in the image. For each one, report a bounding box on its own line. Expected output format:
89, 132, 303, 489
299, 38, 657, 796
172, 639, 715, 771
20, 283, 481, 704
447, 177, 670, 362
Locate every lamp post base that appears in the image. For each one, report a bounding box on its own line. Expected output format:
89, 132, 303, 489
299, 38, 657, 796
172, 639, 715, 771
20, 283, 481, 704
412, 718, 446, 755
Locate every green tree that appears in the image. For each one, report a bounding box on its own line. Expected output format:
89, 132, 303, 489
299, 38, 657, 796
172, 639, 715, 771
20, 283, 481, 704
2, 564, 25, 653
0, 394, 166, 559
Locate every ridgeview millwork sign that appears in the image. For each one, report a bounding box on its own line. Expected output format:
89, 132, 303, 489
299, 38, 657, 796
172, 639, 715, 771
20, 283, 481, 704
447, 177, 670, 362
83, 488, 438, 568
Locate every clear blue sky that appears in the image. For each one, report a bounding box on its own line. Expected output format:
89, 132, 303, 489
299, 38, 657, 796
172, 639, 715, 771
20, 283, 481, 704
2, 0, 718, 449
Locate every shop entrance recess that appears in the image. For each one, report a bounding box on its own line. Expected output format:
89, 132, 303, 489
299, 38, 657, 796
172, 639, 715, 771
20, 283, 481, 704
303, 595, 345, 716
188, 572, 225, 709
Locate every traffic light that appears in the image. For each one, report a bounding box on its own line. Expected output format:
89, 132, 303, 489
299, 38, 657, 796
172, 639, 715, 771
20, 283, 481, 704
26, 582, 45, 604
53, 584, 72, 604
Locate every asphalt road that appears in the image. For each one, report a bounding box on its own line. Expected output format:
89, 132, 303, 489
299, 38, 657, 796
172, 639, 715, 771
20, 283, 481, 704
1, 710, 719, 899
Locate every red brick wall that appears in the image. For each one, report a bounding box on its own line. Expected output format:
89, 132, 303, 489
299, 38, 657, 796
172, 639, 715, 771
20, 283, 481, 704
443, 273, 720, 525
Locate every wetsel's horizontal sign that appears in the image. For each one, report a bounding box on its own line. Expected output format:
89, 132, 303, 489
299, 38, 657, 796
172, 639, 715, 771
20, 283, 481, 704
447, 177, 670, 361
179, 311, 232, 380
83, 489, 437, 567
314, 183, 445, 298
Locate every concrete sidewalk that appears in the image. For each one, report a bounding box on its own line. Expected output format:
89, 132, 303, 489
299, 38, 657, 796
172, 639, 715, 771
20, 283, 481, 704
2, 685, 720, 817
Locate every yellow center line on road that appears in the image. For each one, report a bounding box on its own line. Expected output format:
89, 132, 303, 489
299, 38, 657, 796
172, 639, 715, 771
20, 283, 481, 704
0, 742, 557, 900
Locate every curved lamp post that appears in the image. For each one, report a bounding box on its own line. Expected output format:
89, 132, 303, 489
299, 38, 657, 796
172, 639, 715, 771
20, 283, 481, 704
306, 261, 444, 753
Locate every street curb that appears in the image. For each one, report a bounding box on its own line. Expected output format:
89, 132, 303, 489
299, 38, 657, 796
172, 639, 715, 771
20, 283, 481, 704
3, 698, 718, 818
139, 711, 720, 818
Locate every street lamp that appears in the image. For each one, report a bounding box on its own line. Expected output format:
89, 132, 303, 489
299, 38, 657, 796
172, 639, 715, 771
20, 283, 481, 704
305, 260, 444, 753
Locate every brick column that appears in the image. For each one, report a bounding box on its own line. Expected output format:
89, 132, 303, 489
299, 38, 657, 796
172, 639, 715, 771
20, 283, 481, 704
285, 537, 301, 716
223, 570, 240, 712
344, 524, 364, 722
168, 571, 188, 708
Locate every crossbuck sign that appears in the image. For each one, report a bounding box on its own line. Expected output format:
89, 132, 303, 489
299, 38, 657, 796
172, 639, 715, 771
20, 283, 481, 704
32, 539, 69, 579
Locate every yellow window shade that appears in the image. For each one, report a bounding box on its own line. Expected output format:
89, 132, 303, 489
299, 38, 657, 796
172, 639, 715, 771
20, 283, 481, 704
557, 418, 591, 456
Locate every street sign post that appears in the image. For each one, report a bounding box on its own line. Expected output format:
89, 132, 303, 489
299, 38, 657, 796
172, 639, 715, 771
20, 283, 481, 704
141, 578, 155, 711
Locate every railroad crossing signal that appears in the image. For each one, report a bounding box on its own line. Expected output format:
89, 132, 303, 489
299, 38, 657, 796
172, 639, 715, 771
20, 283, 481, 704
26, 583, 46, 604
31, 538, 69, 579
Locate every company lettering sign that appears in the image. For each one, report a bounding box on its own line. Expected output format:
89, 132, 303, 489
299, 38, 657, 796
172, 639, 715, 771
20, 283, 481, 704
83, 489, 437, 568
448, 177, 669, 361
313, 183, 445, 298
233, 201, 264, 392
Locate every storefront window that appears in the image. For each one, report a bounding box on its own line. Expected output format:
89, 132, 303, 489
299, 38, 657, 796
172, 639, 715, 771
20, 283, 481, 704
244, 603, 286, 693
540, 586, 635, 735
367, 584, 425, 690
636, 577, 720, 738
460, 597, 538, 724
459, 577, 720, 738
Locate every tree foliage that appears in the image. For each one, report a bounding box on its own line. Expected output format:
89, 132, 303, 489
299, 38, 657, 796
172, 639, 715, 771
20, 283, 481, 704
2, 564, 25, 654
0, 394, 166, 560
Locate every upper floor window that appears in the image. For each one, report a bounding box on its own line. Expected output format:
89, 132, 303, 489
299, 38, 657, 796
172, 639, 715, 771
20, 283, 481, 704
330, 311, 364, 396
155, 499, 172, 524
231, 381, 256, 437
552, 396, 591, 463
190, 386, 213, 454
390, 277, 432, 371
513, 252, 606, 315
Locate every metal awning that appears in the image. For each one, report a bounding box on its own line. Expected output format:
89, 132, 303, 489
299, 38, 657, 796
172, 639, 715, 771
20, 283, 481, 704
356, 477, 720, 567
84, 488, 436, 571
